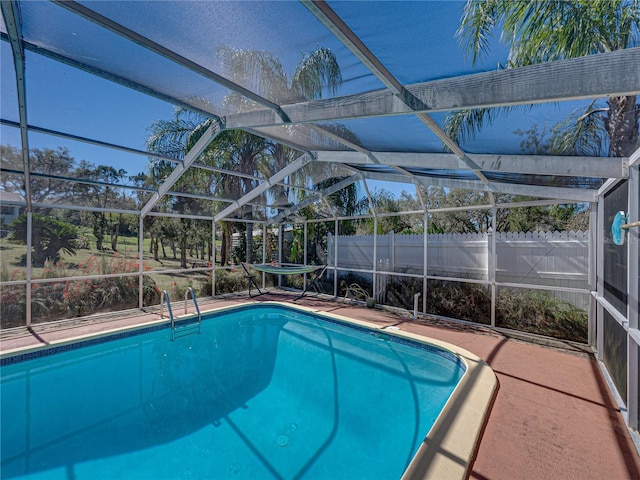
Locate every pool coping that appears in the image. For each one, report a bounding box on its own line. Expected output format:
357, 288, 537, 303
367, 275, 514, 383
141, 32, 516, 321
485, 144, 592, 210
1, 300, 498, 480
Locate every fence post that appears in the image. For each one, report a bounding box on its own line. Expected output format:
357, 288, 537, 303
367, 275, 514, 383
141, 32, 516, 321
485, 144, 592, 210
303, 221, 308, 290
25, 211, 32, 326
390, 229, 395, 272
588, 203, 597, 347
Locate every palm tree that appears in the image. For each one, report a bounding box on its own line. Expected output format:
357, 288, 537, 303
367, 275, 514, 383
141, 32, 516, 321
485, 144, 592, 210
210, 129, 266, 264
445, 0, 640, 157
147, 110, 225, 267
146, 46, 347, 265
217, 46, 342, 109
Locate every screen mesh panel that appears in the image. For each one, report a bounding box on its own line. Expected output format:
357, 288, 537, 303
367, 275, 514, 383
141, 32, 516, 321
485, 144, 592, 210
1, 41, 18, 121
20, 2, 235, 117
603, 181, 628, 315
603, 309, 628, 402
78, 0, 383, 100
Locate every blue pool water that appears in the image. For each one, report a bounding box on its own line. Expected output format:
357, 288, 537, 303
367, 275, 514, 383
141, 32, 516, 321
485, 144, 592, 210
1, 304, 465, 479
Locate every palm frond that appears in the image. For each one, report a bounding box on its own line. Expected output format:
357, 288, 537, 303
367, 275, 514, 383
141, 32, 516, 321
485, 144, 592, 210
549, 102, 608, 156
146, 118, 200, 159
292, 47, 342, 101
503, 0, 640, 65
217, 46, 289, 103
443, 107, 502, 145
456, 0, 503, 64
458, 0, 640, 66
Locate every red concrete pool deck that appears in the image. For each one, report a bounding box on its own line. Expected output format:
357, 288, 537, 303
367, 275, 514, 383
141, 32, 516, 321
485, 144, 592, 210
2, 292, 639, 480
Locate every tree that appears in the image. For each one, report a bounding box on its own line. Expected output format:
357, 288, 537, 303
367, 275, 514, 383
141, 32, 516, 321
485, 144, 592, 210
0, 145, 75, 204
210, 129, 266, 264
425, 187, 495, 233
217, 46, 346, 262
217, 46, 342, 110
146, 111, 261, 267
73, 162, 127, 251
9, 213, 78, 266
146, 45, 348, 265
446, 0, 640, 156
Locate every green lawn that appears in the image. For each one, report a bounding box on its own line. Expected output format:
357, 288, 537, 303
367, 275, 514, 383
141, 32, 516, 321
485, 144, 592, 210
0, 234, 214, 281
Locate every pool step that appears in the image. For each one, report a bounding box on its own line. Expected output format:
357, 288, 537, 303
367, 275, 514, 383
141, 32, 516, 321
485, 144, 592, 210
161, 288, 202, 340
172, 319, 201, 339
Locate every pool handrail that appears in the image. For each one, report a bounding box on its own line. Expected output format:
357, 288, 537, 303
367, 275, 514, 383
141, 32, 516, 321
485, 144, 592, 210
162, 289, 202, 340
185, 288, 202, 336
160, 290, 174, 323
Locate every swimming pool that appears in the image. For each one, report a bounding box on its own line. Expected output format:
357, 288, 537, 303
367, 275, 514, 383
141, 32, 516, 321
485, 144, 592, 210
1, 303, 496, 479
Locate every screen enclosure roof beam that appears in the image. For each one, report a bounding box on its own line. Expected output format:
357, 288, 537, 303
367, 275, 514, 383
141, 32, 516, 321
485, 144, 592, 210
0, 33, 217, 121
0, 118, 315, 197
315, 151, 626, 179
0, 119, 318, 194
225, 47, 640, 130
272, 174, 360, 223
213, 153, 314, 222
140, 119, 225, 217
361, 170, 597, 203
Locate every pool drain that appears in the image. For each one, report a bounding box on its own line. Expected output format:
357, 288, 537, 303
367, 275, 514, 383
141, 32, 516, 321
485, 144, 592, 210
277, 435, 289, 447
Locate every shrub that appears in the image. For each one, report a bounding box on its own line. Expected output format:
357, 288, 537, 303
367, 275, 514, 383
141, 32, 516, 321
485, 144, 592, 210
0, 285, 26, 328
337, 273, 372, 297
0, 253, 162, 327
381, 278, 587, 342
496, 289, 587, 342
213, 269, 251, 295
9, 214, 78, 266
425, 280, 492, 324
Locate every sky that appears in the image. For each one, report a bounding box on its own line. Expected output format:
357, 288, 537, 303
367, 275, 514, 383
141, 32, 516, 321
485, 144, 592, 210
1, 41, 175, 178
0, 0, 600, 198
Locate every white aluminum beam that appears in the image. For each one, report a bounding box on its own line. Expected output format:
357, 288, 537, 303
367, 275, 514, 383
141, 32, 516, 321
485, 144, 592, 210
213, 154, 313, 222
361, 170, 597, 202
146, 211, 213, 221
301, 0, 405, 98
225, 48, 640, 129
315, 151, 626, 179
1, 1, 31, 211
141, 119, 224, 217
273, 174, 359, 222
0, 120, 315, 191
597, 178, 622, 197
0, 118, 181, 164
309, 125, 420, 188
31, 202, 140, 215
629, 146, 640, 167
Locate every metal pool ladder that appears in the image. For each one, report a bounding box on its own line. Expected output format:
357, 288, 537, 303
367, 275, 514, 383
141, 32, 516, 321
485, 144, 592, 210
161, 289, 202, 340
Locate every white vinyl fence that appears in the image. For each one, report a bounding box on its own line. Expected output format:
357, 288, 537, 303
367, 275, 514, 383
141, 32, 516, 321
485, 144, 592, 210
328, 230, 589, 309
